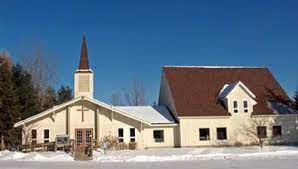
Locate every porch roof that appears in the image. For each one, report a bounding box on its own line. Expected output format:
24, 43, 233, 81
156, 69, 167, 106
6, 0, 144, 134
115, 106, 176, 124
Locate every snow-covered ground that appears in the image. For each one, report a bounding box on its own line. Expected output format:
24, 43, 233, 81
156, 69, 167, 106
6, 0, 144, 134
1, 159, 298, 169
1, 146, 298, 162
93, 146, 298, 162
0, 150, 73, 161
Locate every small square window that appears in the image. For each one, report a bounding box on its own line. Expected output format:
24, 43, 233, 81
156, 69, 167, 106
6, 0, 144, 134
199, 128, 210, 141
272, 126, 282, 137
257, 126, 267, 138
217, 128, 227, 140
153, 130, 164, 142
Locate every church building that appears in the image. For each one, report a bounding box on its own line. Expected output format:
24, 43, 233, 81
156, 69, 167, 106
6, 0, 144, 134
14, 36, 298, 149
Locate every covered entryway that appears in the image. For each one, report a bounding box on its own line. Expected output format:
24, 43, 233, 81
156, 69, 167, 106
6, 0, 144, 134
74, 128, 93, 160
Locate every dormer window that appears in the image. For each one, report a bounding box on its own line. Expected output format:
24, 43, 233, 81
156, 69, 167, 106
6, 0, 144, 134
243, 101, 248, 113
233, 101, 238, 113
217, 81, 257, 114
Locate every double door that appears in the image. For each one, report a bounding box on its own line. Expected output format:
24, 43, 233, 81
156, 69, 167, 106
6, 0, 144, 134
75, 128, 93, 149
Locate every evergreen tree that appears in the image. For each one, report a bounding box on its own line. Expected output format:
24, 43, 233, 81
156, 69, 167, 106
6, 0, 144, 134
57, 85, 72, 104
12, 64, 38, 119
294, 89, 298, 110
0, 51, 18, 150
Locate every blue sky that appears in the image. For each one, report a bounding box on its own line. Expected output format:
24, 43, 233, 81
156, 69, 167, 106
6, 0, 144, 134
0, 0, 297, 103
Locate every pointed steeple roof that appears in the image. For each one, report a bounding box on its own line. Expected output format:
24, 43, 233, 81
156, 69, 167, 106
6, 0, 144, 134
78, 34, 89, 70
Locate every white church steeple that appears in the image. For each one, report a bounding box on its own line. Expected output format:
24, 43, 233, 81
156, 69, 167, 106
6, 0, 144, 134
74, 35, 94, 98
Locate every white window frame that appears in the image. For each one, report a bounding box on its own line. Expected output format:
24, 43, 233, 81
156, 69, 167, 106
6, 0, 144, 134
153, 130, 164, 142
233, 101, 238, 113
43, 129, 50, 143
199, 128, 210, 141
118, 128, 124, 143
216, 127, 227, 140
130, 128, 136, 142
31, 129, 37, 144
243, 100, 249, 113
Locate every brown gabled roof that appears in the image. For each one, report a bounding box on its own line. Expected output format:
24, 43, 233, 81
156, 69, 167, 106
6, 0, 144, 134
163, 66, 290, 117
78, 35, 90, 70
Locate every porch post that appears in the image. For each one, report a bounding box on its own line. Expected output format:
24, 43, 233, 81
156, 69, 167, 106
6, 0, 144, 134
66, 106, 70, 135
95, 108, 99, 141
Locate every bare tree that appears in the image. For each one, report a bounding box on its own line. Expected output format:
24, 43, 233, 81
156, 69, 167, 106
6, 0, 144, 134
110, 91, 124, 106
110, 79, 147, 106
20, 44, 57, 112
241, 116, 272, 148
124, 79, 147, 106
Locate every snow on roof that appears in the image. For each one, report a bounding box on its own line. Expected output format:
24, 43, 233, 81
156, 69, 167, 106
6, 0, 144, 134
115, 106, 176, 124
217, 81, 256, 101
217, 82, 238, 100
164, 65, 265, 69
268, 101, 298, 115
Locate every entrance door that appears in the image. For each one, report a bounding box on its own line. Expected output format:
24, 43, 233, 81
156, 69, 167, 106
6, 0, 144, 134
75, 128, 93, 150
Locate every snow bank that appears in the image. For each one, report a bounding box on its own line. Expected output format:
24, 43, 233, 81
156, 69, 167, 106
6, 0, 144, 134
93, 146, 298, 162
1, 146, 298, 162
0, 151, 73, 161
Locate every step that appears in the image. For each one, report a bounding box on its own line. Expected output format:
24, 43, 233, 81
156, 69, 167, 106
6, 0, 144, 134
74, 150, 92, 161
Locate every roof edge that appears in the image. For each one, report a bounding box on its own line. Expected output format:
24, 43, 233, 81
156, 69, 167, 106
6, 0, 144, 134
163, 65, 266, 69
14, 96, 152, 127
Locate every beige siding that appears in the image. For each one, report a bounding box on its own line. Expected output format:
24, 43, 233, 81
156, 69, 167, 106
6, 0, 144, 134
69, 100, 96, 140
179, 115, 298, 147
97, 106, 144, 148
226, 84, 256, 115
178, 84, 298, 147
22, 108, 67, 144
21, 83, 298, 149
143, 125, 178, 148
179, 117, 231, 146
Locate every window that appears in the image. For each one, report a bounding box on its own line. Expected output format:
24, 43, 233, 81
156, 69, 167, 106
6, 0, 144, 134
199, 128, 210, 141
118, 128, 124, 143
257, 126, 267, 138
31, 129, 37, 145
233, 101, 238, 113
85, 130, 92, 145
217, 128, 227, 140
130, 128, 136, 142
243, 101, 248, 113
272, 126, 282, 137
76, 130, 83, 146
153, 130, 164, 142
44, 129, 49, 143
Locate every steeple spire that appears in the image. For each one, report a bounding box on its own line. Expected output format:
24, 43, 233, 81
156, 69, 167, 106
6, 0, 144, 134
78, 34, 89, 70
